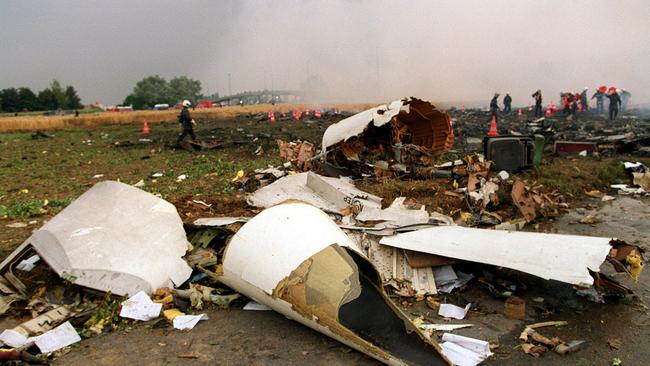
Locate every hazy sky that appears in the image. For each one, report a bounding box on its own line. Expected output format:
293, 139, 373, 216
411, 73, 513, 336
2, 0, 649, 106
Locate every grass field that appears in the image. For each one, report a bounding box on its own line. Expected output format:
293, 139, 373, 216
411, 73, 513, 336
0, 103, 373, 132
1, 106, 646, 256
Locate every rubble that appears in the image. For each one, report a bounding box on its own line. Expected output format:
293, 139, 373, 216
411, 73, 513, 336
321, 97, 454, 177
276, 139, 316, 171
518, 321, 583, 359
0, 109, 647, 364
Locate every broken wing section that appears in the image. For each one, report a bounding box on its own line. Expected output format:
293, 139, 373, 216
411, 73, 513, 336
0, 181, 192, 296
219, 202, 449, 366
379, 226, 615, 287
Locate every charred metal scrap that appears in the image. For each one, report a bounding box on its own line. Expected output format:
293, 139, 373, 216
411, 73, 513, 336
321, 97, 454, 177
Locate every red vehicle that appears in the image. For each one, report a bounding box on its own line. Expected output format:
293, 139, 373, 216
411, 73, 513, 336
196, 101, 215, 109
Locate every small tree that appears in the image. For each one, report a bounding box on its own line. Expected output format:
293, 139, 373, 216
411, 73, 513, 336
17, 87, 39, 111
38, 88, 58, 110
168, 76, 202, 104
65, 86, 82, 109
123, 75, 170, 109
0, 88, 20, 112
49, 80, 69, 109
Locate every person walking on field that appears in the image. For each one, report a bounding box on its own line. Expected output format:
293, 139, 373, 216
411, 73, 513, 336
176, 100, 196, 144
532, 89, 543, 118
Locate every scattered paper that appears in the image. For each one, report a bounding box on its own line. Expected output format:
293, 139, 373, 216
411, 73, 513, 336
601, 195, 616, 202
440, 271, 474, 293
32, 321, 81, 353
497, 170, 509, 180
611, 184, 646, 195
16, 255, 40, 271
0, 329, 29, 348
623, 162, 646, 170
119, 291, 162, 321
420, 324, 473, 332
578, 150, 587, 157
192, 200, 212, 208
440, 333, 493, 366
177, 174, 187, 181
6, 223, 27, 228
243, 301, 271, 311
173, 314, 209, 330
439, 303, 471, 320
92, 174, 104, 179
151, 172, 164, 178
133, 179, 145, 188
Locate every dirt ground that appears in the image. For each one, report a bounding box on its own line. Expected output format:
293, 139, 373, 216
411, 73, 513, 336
1, 107, 650, 365
52, 196, 650, 366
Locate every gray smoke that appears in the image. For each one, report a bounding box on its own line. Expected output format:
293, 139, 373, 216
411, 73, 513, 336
1, 0, 649, 106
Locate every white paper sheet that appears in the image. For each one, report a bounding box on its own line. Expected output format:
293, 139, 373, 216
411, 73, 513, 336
172, 314, 208, 330
32, 321, 81, 353
438, 303, 471, 320
438, 271, 474, 294
440, 333, 492, 366
0, 329, 29, 348
16, 255, 40, 271
432, 265, 457, 285
119, 291, 162, 321
243, 301, 271, 311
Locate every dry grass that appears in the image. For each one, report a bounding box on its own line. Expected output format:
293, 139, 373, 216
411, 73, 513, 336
0, 103, 374, 132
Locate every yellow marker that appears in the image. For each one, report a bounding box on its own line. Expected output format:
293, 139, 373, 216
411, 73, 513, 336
231, 170, 244, 182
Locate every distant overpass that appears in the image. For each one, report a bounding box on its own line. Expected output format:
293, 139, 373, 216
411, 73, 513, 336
214, 90, 305, 105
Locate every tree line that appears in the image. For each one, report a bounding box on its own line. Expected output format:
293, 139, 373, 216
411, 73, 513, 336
0, 80, 82, 113
123, 75, 205, 110
1, 75, 213, 113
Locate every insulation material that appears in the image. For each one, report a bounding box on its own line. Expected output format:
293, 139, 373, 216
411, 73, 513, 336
358, 235, 437, 296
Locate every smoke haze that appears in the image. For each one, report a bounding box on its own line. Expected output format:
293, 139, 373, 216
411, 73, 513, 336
1, 0, 649, 106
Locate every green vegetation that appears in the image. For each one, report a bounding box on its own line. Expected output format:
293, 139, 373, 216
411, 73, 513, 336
0, 80, 82, 112
123, 75, 203, 109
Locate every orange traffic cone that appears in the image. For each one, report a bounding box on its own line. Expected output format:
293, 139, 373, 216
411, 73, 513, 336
545, 105, 552, 117
315, 109, 321, 118
142, 120, 150, 134
488, 116, 498, 136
